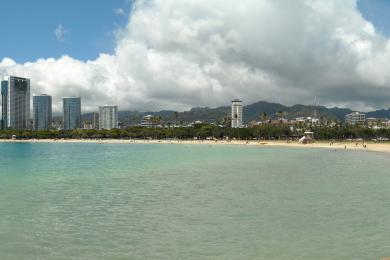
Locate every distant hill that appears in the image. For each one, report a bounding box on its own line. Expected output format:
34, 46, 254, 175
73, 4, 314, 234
243, 101, 286, 121
52, 101, 390, 126
366, 109, 390, 119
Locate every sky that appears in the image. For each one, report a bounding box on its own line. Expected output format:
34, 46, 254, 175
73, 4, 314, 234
0, 0, 129, 63
358, 0, 390, 36
1, 0, 390, 112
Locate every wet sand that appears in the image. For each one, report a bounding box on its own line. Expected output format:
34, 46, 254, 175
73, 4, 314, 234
0, 138, 389, 153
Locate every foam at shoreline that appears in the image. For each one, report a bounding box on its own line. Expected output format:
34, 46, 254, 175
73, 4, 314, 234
0, 139, 388, 153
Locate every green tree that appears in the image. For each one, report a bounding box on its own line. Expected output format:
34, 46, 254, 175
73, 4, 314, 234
260, 112, 269, 124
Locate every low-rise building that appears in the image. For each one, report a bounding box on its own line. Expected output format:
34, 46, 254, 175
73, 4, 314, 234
366, 117, 390, 129
345, 112, 365, 125
295, 117, 320, 125
83, 122, 94, 129
141, 115, 154, 128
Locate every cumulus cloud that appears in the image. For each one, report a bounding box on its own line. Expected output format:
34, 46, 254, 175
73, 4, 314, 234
54, 24, 70, 42
1, 0, 390, 112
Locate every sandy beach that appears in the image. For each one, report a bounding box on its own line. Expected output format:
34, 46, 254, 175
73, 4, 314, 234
0, 138, 389, 153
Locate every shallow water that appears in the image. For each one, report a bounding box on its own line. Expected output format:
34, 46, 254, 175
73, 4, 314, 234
0, 143, 389, 259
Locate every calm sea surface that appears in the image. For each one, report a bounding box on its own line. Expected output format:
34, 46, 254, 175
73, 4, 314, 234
0, 143, 390, 259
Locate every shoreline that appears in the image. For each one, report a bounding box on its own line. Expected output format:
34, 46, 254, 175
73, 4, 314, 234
0, 138, 389, 153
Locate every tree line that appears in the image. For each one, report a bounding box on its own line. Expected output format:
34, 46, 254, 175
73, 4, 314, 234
1, 124, 390, 140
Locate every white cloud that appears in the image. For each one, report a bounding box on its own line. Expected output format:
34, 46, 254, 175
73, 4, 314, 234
2, 0, 390, 112
0, 57, 16, 67
54, 24, 70, 42
114, 8, 126, 16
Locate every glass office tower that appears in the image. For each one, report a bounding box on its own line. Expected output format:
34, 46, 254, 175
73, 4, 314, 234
63, 97, 81, 130
7, 76, 30, 130
33, 94, 52, 130
1, 81, 8, 130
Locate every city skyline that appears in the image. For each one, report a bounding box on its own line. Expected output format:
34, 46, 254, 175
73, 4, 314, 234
1, 1, 390, 112
3, 74, 390, 127
2, 74, 390, 128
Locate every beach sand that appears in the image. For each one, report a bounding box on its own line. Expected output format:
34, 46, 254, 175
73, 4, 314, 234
0, 138, 389, 153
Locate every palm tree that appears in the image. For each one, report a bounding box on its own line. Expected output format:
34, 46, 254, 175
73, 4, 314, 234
157, 116, 163, 127
151, 115, 162, 128
172, 111, 179, 126
276, 110, 287, 124
222, 116, 231, 127
260, 112, 268, 123
276, 110, 282, 124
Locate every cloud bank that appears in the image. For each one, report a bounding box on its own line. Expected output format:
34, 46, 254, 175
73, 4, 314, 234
1, 0, 390, 112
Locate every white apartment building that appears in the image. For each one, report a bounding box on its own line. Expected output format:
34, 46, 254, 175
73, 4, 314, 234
99, 105, 118, 130
231, 99, 243, 128
140, 115, 154, 128
345, 111, 365, 125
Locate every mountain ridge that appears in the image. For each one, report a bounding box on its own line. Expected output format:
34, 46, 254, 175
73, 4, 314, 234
52, 101, 390, 126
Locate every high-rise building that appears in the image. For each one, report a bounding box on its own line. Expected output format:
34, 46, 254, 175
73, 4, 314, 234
63, 97, 81, 130
92, 112, 99, 129
1, 80, 8, 130
99, 105, 118, 130
231, 99, 243, 128
33, 94, 52, 130
7, 76, 30, 130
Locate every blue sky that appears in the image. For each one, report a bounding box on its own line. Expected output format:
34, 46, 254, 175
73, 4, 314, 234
0, 0, 130, 63
358, 0, 390, 36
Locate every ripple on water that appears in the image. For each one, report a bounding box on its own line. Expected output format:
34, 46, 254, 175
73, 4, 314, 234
0, 143, 390, 259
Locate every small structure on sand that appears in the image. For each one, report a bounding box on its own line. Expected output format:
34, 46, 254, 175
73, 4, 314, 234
299, 131, 314, 144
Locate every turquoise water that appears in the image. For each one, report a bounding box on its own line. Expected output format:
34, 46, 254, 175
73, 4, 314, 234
1, 143, 390, 259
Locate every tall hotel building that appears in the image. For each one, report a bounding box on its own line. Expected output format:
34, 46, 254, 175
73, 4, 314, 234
99, 105, 118, 130
231, 99, 243, 128
1, 76, 31, 130
33, 94, 52, 130
63, 97, 81, 130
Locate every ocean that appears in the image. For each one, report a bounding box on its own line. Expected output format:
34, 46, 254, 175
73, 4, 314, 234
0, 142, 390, 259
